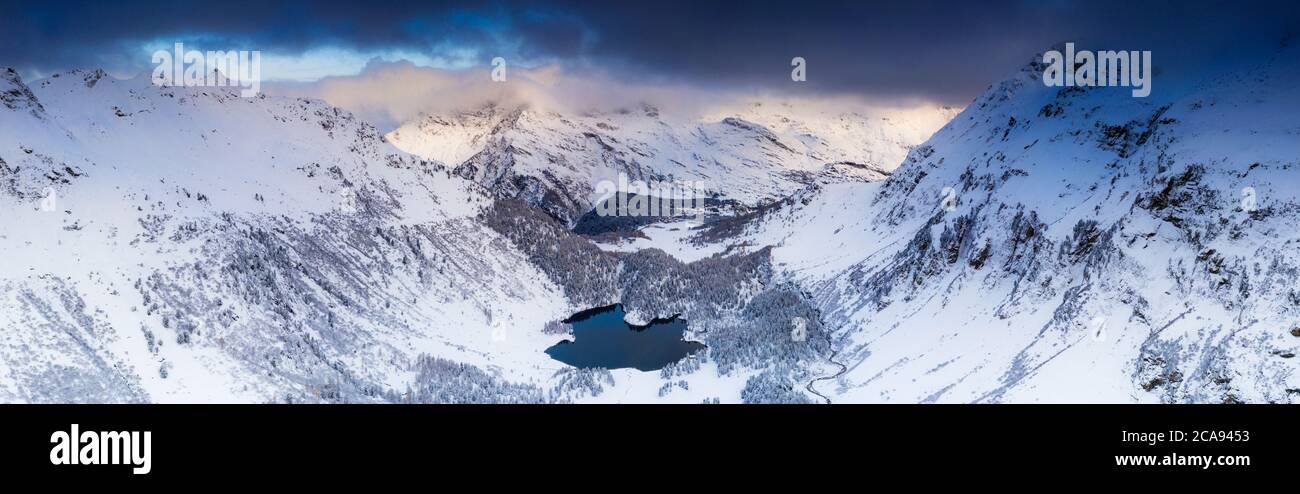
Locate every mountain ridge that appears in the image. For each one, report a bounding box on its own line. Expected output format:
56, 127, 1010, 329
721, 44, 1300, 403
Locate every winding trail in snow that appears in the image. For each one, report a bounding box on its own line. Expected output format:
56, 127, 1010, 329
806, 333, 848, 404
802, 291, 848, 404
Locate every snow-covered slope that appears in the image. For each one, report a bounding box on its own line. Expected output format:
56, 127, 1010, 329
8, 40, 1295, 404
729, 42, 1300, 403
0, 69, 584, 402
387, 101, 957, 225
0, 68, 840, 404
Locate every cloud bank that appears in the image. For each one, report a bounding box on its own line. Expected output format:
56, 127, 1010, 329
266, 59, 945, 131
5, 0, 1297, 108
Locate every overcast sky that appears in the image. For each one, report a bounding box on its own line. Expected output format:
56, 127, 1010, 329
2, 0, 1297, 107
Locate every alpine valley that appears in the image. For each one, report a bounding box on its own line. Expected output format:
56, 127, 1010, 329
2, 39, 1298, 403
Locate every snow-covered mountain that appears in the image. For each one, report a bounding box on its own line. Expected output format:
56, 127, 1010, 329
387, 100, 957, 226
0, 67, 897, 403
5, 37, 1296, 404
0, 68, 581, 402
720, 41, 1300, 403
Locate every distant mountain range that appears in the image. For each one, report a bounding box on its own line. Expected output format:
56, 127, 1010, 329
3, 39, 1296, 403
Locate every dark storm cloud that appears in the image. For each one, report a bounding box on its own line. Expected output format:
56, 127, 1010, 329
2, 0, 1297, 103
556, 0, 1300, 102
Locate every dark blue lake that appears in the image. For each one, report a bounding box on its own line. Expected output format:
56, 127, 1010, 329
545, 304, 705, 371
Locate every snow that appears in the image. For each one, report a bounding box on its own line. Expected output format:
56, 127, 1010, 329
591, 220, 727, 263
0, 69, 571, 402
734, 43, 1300, 403
387, 100, 958, 225
5, 40, 1296, 404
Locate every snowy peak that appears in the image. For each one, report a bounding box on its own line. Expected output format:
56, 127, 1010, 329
387, 104, 521, 167
724, 44, 1300, 403
0, 70, 545, 403
8, 69, 484, 222
388, 100, 958, 225
1, 67, 45, 118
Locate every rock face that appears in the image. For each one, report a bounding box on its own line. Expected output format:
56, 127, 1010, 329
387, 101, 957, 226
1, 68, 45, 118
727, 43, 1300, 403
